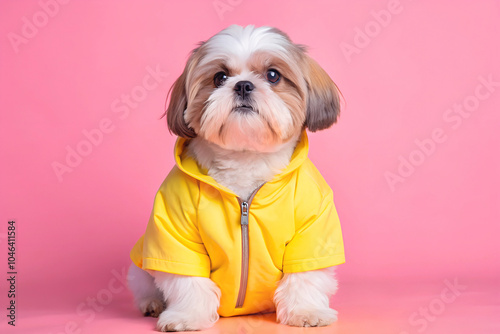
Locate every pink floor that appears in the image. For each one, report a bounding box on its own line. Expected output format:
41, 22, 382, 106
3, 279, 498, 334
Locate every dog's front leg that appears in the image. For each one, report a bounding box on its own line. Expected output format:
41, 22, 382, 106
154, 272, 221, 332
274, 268, 339, 327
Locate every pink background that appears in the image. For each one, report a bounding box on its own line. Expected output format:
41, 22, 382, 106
1, 0, 499, 333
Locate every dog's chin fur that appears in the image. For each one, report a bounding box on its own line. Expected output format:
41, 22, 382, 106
128, 24, 341, 331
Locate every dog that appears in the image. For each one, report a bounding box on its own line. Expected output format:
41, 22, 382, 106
128, 25, 345, 332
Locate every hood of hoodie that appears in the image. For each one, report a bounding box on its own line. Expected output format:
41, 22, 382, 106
173, 130, 310, 195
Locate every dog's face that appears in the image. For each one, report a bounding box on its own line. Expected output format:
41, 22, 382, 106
166, 25, 340, 152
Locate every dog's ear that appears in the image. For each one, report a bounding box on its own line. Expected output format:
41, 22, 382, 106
165, 51, 199, 138
303, 56, 341, 132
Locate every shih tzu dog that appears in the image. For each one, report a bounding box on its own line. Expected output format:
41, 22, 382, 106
128, 25, 345, 332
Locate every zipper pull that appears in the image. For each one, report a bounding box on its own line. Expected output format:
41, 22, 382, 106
241, 202, 249, 226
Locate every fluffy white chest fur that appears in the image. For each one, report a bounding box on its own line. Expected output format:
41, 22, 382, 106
186, 135, 298, 200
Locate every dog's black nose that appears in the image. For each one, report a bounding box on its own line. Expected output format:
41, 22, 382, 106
234, 81, 254, 99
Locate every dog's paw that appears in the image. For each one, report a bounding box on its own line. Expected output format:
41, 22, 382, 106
156, 309, 217, 332
280, 308, 338, 327
138, 298, 165, 318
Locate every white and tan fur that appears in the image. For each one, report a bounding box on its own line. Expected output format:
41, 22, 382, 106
128, 25, 342, 331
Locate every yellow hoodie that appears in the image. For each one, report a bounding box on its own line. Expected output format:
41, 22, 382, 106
130, 131, 345, 317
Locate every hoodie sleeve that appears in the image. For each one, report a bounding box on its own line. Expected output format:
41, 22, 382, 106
130, 167, 211, 277
282, 160, 345, 273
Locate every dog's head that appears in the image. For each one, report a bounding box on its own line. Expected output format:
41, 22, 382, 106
166, 25, 341, 152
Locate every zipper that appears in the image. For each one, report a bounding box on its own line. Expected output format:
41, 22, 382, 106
235, 185, 263, 309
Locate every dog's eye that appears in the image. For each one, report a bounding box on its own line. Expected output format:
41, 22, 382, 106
266, 69, 280, 84
214, 72, 228, 87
